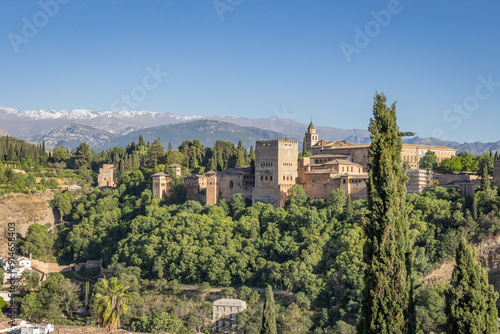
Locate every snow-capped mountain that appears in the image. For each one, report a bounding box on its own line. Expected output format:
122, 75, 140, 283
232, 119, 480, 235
0, 106, 203, 121
0, 105, 373, 150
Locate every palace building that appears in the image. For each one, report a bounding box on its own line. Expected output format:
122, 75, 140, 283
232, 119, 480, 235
151, 122, 457, 207
305, 121, 456, 170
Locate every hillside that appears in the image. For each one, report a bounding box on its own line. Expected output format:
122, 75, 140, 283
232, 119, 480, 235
423, 233, 500, 305
0, 191, 57, 258
102, 119, 292, 150
34, 123, 120, 149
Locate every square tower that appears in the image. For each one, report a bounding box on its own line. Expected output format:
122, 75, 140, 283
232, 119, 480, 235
253, 139, 298, 207
305, 121, 318, 151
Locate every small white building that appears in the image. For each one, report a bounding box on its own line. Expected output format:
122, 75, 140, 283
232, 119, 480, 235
213, 298, 247, 333
0, 291, 11, 302
20, 324, 54, 334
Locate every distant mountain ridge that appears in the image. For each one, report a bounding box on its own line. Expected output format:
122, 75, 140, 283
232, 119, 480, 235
1, 106, 498, 155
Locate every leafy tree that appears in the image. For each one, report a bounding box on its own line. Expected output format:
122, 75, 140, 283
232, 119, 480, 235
332, 320, 356, 334
328, 189, 345, 216
21, 270, 40, 291
74, 142, 91, 169
286, 184, 308, 207
20, 224, 53, 261
444, 238, 498, 333
94, 277, 132, 332
359, 92, 413, 333
0, 297, 6, 311
261, 285, 277, 334
20, 292, 44, 322
53, 145, 70, 162
419, 150, 438, 169
168, 174, 187, 204
132, 311, 184, 334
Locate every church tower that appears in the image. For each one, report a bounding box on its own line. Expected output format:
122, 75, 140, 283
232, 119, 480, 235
305, 121, 318, 151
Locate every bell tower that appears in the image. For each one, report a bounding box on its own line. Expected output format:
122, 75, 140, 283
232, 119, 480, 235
305, 120, 318, 151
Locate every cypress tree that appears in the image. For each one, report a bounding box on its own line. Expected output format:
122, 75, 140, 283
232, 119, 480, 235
445, 238, 498, 333
249, 146, 255, 161
302, 136, 307, 156
472, 193, 478, 221
345, 194, 353, 217
359, 92, 413, 334
261, 285, 277, 334
481, 165, 491, 191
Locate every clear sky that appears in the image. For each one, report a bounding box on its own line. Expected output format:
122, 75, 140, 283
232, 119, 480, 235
0, 0, 499, 143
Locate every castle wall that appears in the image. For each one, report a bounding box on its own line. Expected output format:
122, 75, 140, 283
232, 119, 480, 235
218, 173, 254, 202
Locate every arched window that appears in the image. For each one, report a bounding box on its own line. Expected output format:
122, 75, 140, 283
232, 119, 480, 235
230, 181, 233, 188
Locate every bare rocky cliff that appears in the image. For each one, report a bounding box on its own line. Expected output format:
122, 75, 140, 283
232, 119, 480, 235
423, 234, 500, 298
0, 191, 58, 258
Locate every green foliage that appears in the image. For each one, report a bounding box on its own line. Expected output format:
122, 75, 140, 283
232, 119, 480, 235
360, 92, 413, 333
94, 277, 132, 332
481, 165, 491, 191
74, 142, 91, 169
286, 184, 308, 207
415, 284, 446, 333
0, 297, 6, 311
332, 320, 356, 334
20, 273, 79, 323
132, 311, 185, 334
261, 285, 277, 334
445, 238, 498, 333
167, 174, 187, 204
419, 150, 438, 169
20, 224, 54, 261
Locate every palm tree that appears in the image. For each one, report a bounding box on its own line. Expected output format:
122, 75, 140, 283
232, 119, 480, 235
94, 277, 132, 332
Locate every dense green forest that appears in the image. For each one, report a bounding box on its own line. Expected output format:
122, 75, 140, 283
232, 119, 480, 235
3, 132, 500, 333
16, 164, 495, 332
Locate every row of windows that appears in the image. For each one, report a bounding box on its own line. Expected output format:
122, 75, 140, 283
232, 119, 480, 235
215, 306, 242, 312
260, 162, 273, 167
283, 175, 294, 181
260, 176, 273, 181
283, 162, 293, 166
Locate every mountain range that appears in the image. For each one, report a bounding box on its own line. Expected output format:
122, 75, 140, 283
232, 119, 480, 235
0, 106, 498, 155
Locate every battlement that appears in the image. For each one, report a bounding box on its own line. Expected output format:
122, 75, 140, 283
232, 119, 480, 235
256, 139, 298, 145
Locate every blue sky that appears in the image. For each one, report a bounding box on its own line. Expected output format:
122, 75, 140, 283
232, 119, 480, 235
0, 0, 499, 143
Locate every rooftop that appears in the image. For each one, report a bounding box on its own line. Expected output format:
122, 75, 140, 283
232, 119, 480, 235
213, 298, 247, 307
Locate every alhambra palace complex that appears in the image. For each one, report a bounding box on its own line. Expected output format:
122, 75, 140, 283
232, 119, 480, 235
110, 122, 460, 208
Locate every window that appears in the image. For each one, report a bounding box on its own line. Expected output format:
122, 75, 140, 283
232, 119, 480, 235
230, 181, 233, 188
265, 176, 268, 180
270, 176, 273, 180
283, 176, 286, 181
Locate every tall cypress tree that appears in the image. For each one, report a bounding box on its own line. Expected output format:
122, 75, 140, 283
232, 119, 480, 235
445, 238, 498, 333
345, 194, 353, 217
261, 285, 277, 334
481, 165, 491, 191
359, 92, 413, 334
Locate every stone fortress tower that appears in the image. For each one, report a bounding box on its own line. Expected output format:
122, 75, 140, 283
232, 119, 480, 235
304, 120, 318, 151
252, 139, 298, 208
